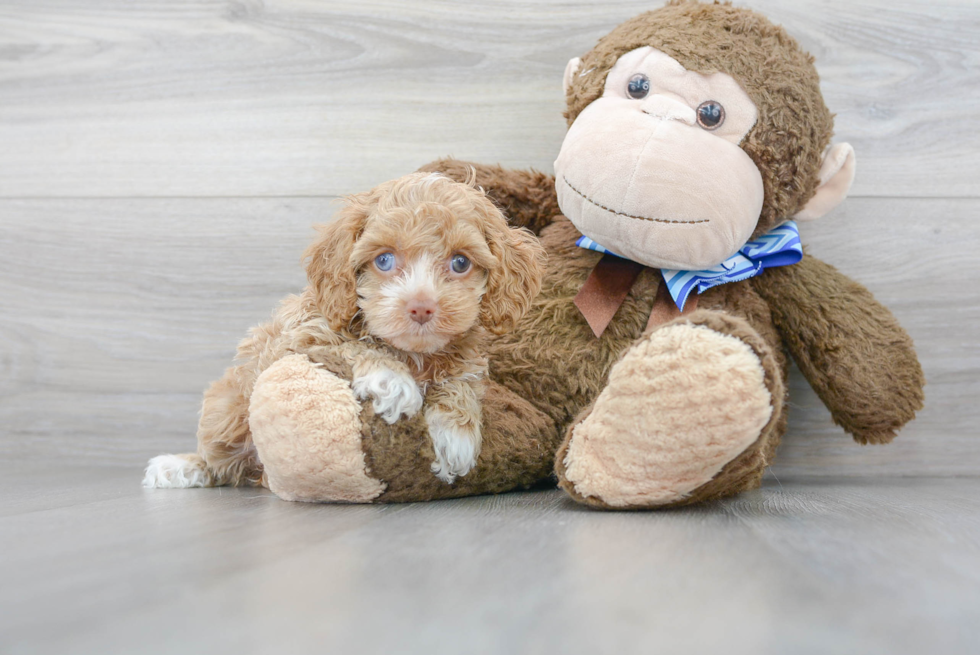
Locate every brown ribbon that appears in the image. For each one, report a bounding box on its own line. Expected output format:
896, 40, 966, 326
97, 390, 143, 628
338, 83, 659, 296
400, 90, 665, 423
646, 276, 698, 331
574, 255, 700, 338
573, 254, 644, 338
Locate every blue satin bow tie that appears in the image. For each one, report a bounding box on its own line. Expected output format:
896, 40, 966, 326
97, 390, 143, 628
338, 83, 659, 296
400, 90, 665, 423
576, 221, 803, 310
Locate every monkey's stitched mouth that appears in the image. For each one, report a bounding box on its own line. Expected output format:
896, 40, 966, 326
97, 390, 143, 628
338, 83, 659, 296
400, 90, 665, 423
561, 176, 709, 225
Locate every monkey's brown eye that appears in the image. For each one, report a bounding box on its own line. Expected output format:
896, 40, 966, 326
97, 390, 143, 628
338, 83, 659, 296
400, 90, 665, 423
627, 74, 650, 99
696, 101, 725, 130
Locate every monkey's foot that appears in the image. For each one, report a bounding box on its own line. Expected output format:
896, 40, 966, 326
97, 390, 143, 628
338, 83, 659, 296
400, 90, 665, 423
249, 354, 386, 503
556, 314, 780, 508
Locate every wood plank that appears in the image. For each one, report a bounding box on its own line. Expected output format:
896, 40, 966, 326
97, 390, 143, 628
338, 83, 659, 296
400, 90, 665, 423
0, 197, 325, 462
0, 196, 976, 475
0, 0, 977, 198
2, 470, 979, 654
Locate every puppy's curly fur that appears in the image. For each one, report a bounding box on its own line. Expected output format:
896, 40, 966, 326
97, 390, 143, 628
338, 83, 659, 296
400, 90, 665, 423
144, 173, 545, 488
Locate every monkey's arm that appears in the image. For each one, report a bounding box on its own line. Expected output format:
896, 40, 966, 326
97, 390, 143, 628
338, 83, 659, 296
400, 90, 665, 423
418, 158, 560, 235
751, 254, 925, 444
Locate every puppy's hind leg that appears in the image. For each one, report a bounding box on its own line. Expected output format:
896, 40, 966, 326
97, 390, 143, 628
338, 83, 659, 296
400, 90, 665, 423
143, 452, 210, 488
193, 365, 264, 486
144, 364, 263, 489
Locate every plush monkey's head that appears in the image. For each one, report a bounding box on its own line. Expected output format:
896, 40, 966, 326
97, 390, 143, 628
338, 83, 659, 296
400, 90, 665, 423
555, 0, 855, 270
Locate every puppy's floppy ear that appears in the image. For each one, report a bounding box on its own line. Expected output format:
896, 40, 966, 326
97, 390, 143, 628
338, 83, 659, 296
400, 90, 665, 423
304, 196, 371, 333
479, 204, 546, 335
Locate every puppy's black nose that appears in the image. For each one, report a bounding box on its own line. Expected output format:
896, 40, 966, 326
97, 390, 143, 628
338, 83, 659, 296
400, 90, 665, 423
406, 299, 436, 325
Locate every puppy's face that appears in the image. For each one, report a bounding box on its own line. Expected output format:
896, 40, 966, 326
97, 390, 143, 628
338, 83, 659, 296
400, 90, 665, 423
305, 173, 546, 353
352, 205, 494, 353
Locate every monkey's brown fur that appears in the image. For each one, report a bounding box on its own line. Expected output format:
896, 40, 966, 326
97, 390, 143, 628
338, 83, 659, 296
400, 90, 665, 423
409, 2, 922, 507
566, 0, 834, 236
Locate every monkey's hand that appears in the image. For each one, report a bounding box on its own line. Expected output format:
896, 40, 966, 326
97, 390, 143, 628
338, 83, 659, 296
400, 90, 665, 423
751, 254, 924, 444
417, 158, 560, 235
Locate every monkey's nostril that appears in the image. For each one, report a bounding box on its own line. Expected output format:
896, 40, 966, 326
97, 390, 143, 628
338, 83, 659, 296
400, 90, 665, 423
641, 97, 697, 125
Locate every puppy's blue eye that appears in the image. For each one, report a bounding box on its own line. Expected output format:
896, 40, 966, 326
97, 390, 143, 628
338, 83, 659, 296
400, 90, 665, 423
374, 252, 394, 272
627, 74, 650, 99
451, 254, 471, 274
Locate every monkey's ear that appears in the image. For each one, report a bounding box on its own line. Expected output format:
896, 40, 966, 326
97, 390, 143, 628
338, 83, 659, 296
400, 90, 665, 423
794, 143, 856, 221
563, 57, 582, 95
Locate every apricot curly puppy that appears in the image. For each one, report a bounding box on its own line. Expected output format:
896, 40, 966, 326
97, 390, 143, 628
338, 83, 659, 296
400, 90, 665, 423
144, 173, 545, 488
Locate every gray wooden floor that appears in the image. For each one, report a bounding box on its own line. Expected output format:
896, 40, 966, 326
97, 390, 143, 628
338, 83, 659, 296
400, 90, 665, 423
2, 470, 979, 655
2, 1, 979, 652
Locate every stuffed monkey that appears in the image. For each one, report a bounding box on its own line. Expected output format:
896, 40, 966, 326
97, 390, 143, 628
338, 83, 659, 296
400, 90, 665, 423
246, 0, 924, 508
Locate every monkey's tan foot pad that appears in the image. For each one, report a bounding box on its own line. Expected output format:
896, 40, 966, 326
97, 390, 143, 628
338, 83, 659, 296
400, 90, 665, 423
249, 354, 386, 503
557, 323, 773, 508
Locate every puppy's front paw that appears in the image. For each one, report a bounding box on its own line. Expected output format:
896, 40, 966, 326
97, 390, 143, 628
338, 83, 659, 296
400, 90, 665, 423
351, 367, 424, 424
425, 409, 481, 484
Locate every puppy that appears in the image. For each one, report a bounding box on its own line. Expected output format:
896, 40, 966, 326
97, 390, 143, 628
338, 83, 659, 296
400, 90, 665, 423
144, 172, 545, 489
